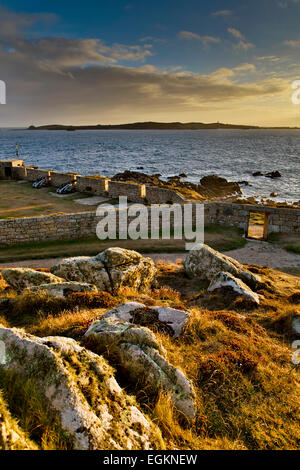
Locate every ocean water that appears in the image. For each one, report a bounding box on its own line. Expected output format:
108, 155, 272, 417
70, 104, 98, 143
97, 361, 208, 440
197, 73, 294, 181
0, 128, 299, 202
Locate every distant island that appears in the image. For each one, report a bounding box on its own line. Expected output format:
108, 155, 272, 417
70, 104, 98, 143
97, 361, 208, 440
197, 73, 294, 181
27, 121, 300, 131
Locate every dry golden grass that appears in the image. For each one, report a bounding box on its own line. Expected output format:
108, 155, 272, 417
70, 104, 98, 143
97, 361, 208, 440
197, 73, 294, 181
0, 370, 73, 450
28, 308, 105, 339
0, 261, 299, 450
0, 388, 38, 450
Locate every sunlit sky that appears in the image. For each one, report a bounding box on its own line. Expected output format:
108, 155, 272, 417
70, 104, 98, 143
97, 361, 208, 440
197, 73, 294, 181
1, 0, 300, 126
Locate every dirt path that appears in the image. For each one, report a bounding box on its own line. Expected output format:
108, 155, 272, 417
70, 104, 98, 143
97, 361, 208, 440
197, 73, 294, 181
0, 240, 299, 272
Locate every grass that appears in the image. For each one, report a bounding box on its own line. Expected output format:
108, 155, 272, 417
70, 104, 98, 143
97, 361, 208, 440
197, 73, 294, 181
0, 370, 73, 450
286, 244, 300, 254
204, 225, 246, 251
0, 181, 98, 219
0, 388, 37, 450
268, 232, 300, 255
0, 259, 299, 450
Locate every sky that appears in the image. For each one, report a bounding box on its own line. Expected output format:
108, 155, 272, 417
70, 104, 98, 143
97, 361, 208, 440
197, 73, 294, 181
0, 0, 300, 126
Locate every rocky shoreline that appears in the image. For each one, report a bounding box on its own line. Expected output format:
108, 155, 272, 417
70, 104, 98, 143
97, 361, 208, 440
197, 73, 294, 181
110, 170, 300, 208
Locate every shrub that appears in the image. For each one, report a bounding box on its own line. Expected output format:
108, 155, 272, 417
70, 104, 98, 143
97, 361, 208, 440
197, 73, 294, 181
67, 291, 115, 309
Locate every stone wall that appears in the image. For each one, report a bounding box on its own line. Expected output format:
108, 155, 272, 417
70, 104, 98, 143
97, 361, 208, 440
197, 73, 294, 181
204, 202, 300, 235
146, 186, 185, 204
7, 164, 184, 204
0, 160, 24, 180
0, 202, 298, 247
0, 212, 98, 245
11, 166, 27, 179
26, 168, 51, 182
0, 209, 168, 246
49, 171, 77, 187
108, 181, 146, 203
76, 176, 109, 196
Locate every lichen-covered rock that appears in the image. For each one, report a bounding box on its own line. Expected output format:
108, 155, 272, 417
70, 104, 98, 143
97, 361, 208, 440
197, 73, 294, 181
84, 317, 196, 422
184, 244, 261, 289
50, 255, 110, 290
207, 272, 260, 305
50, 248, 157, 293
2, 268, 65, 291
101, 302, 189, 337
0, 326, 163, 450
0, 390, 37, 450
30, 282, 98, 298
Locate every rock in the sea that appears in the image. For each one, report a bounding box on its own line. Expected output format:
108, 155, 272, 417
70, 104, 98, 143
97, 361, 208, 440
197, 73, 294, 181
0, 326, 162, 450
207, 272, 260, 305
184, 244, 261, 289
101, 302, 189, 337
252, 171, 263, 177
50, 247, 157, 293
30, 282, 98, 298
84, 318, 196, 422
265, 171, 281, 179
1, 268, 65, 291
270, 192, 278, 197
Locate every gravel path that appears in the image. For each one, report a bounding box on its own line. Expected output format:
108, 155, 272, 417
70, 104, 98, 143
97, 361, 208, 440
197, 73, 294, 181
0, 240, 299, 271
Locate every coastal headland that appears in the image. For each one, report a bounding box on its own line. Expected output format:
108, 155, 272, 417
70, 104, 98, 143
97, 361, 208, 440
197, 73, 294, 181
28, 121, 300, 131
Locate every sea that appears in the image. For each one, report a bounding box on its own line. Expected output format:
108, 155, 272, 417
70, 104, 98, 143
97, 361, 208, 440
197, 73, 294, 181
0, 128, 299, 202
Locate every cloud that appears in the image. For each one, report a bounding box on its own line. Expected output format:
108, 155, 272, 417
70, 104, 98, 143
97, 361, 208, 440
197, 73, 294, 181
234, 63, 256, 72
178, 30, 220, 45
228, 28, 255, 51
207, 63, 256, 82
212, 10, 233, 17
1, 44, 285, 119
139, 36, 165, 43
256, 55, 281, 61
284, 39, 300, 47
0, 7, 57, 42
6, 37, 153, 75
0, 7, 152, 74
0, 6, 289, 126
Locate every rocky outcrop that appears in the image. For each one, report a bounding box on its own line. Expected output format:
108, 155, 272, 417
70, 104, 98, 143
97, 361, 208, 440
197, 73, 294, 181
2, 268, 65, 291
184, 244, 261, 289
30, 282, 98, 298
100, 302, 189, 337
112, 171, 241, 200
265, 171, 281, 179
50, 248, 157, 293
0, 326, 163, 450
84, 318, 195, 422
199, 175, 242, 196
252, 171, 281, 179
207, 272, 260, 306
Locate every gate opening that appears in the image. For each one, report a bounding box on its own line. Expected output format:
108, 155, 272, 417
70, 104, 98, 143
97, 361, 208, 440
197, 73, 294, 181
247, 212, 268, 240
4, 167, 12, 178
